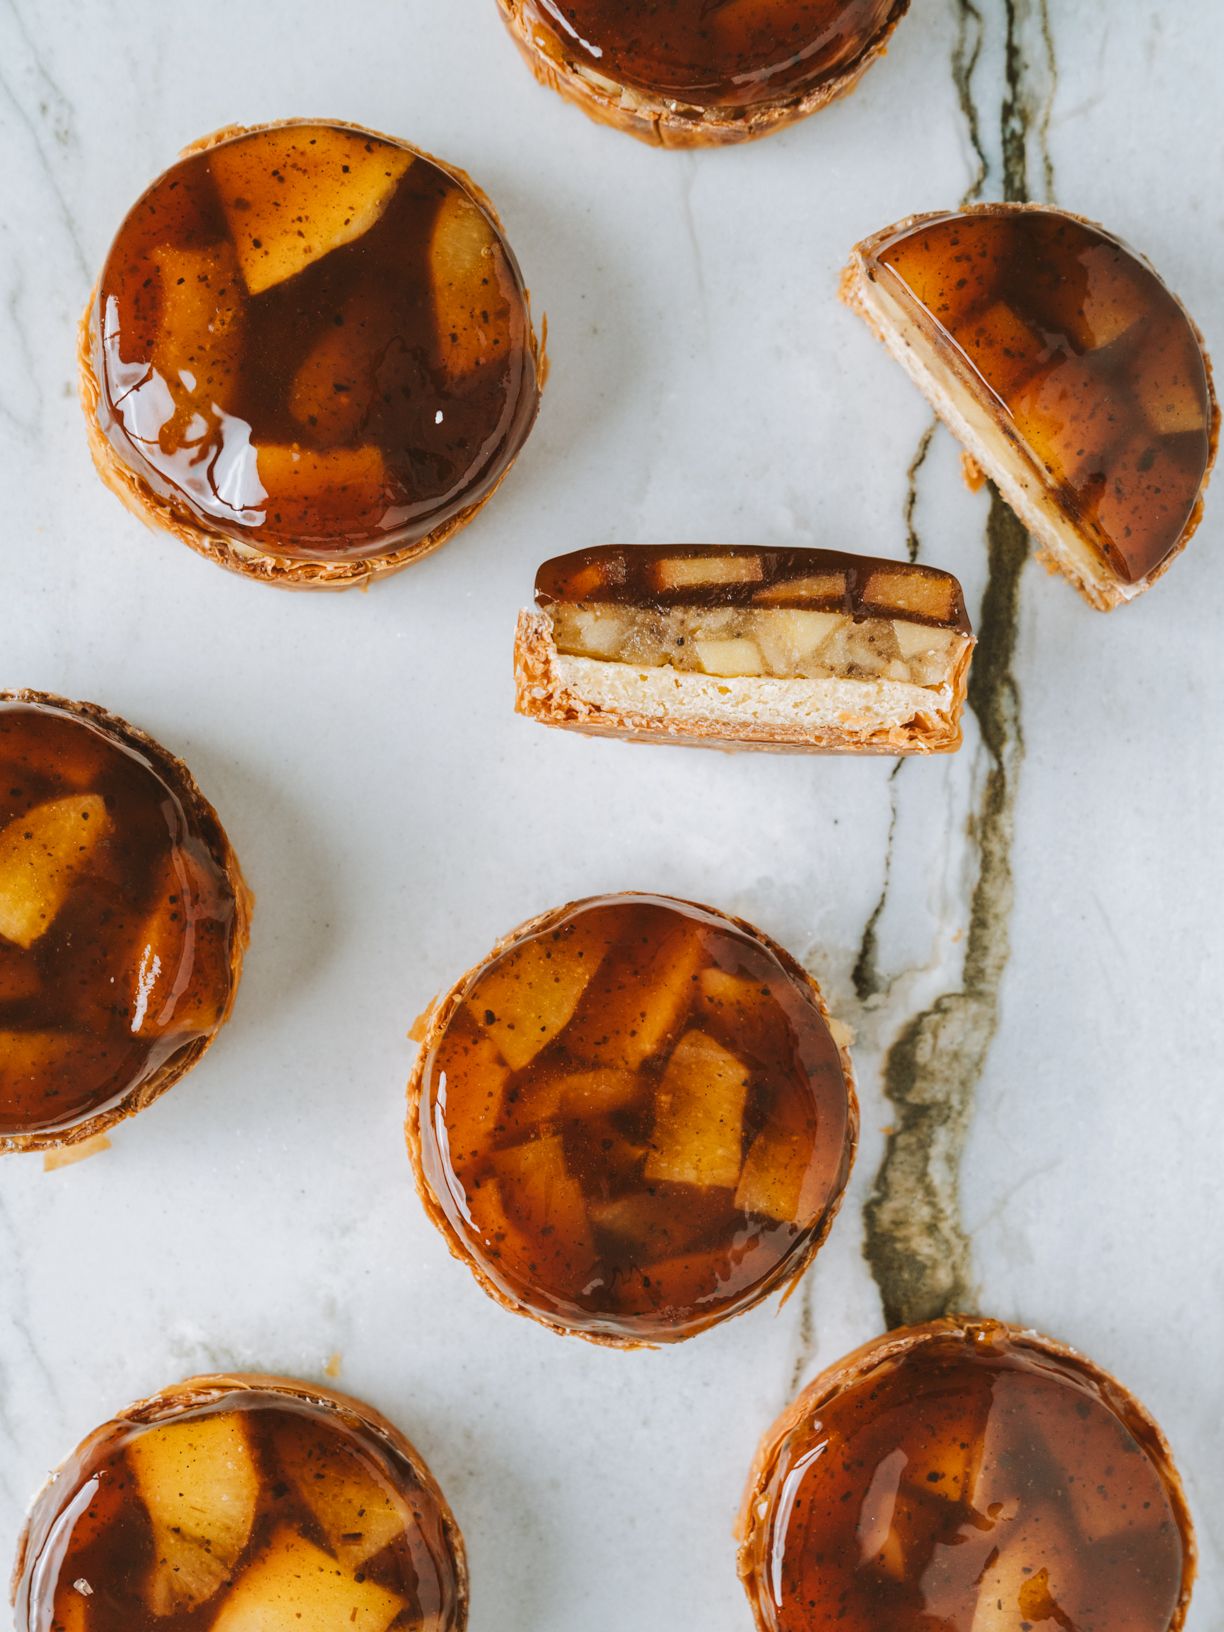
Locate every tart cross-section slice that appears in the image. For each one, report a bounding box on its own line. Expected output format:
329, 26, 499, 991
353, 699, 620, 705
0, 692, 250, 1153
11, 1375, 468, 1632
515, 545, 975, 753
81, 119, 542, 590
737, 1318, 1195, 1632
407, 893, 857, 1345
498, 0, 911, 147
842, 206, 1218, 609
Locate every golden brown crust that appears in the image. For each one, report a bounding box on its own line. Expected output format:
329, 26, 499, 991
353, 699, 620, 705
0, 690, 252, 1156
513, 610, 971, 755
496, 0, 909, 148
405, 893, 858, 1349
842, 204, 1220, 612
11, 1371, 469, 1630
735, 1315, 1197, 1632
79, 118, 544, 592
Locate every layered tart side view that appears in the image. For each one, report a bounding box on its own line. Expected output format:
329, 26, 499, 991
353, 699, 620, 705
737, 1317, 1196, 1632
515, 545, 975, 752
0, 692, 250, 1153
81, 119, 542, 589
11, 1374, 468, 1632
842, 204, 1219, 609
496, 0, 912, 147
407, 892, 857, 1344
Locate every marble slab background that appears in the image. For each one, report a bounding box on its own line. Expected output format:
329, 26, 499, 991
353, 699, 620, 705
0, 2, 1220, 1628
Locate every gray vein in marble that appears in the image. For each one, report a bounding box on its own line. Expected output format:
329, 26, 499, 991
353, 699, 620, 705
0, 0, 89, 281
860, 0, 1054, 1331
678, 155, 711, 350
851, 762, 902, 1005
902, 424, 936, 563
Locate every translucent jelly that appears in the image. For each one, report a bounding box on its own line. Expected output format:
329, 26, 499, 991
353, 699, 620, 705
513, 0, 904, 110
0, 698, 244, 1147
739, 1322, 1193, 1632
88, 121, 539, 567
13, 1379, 466, 1632
411, 894, 856, 1343
856, 208, 1216, 593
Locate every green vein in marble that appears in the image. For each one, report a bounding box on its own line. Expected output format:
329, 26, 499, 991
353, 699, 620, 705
862, 0, 1055, 1330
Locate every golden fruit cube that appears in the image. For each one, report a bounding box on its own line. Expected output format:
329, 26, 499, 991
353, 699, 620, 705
129, 850, 231, 1038
969, 1519, 1077, 1632
128, 1412, 259, 1614
752, 572, 846, 606
209, 128, 413, 296
210, 1528, 404, 1632
956, 301, 1047, 400
466, 917, 609, 1072
1134, 318, 1210, 435
863, 569, 957, 623
150, 241, 245, 444
278, 1425, 408, 1570
644, 1030, 750, 1189
652, 555, 765, 591
430, 189, 508, 381
754, 610, 841, 673
694, 637, 764, 677
0, 796, 110, 950
563, 920, 704, 1070
885, 217, 1017, 330
492, 1133, 594, 1260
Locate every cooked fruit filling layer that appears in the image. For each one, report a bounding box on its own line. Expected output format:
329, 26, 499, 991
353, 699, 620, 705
745, 1328, 1188, 1632
861, 210, 1214, 586
15, 1390, 464, 1632
518, 0, 902, 108
0, 702, 239, 1139
537, 547, 971, 688
91, 122, 539, 562
416, 894, 854, 1342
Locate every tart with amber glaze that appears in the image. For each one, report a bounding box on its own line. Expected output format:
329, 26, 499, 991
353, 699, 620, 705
738, 1316, 1195, 1632
81, 119, 542, 590
843, 205, 1218, 609
498, 0, 911, 147
12, 1373, 468, 1632
0, 691, 250, 1153
407, 893, 857, 1346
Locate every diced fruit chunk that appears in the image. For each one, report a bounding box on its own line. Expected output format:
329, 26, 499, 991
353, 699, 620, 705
278, 1424, 409, 1570
644, 1030, 750, 1189
1011, 355, 1126, 484
652, 555, 765, 591
255, 444, 388, 538
955, 301, 1046, 400
492, 1134, 594, 1266
150, 241, 245, 449
884, 217, 1017, 330
694, 638, 763, 677
893, 621, 958, 662
562, 918, 704, 1068
754, 610, 841, 673
1134, 318, 1210, 435
209, 128, 413, 296
0, 796, 110, 949
129, 848, 231, 1038
430, 189, 509, 381
753, 572, 846, 606
735, 1112, 818, 1224
863, 570, 957, 622
969, 1517, 1077, 1632
128, 1412, 259, 1615
210, 1528, 405, 1632
467, 917, 609, 1071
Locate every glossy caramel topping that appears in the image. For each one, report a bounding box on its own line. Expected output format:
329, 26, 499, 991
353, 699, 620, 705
91, 122, 538, 563
743, 1326, 1189, 1632
414, 895, 855, 1342
0, 701, 239, 1141
536, 546, 971, 629
867, 209, 1214, 585
521, 0, 902, 108
14, 1386, 464, 1632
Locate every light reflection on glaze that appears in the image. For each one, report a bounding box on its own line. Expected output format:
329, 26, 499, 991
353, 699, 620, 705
525, 0, 900, 106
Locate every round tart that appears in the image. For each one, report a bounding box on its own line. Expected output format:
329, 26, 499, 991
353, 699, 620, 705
81, 119, 542, 589
842, 205, 1219, 609
12, 1373, 468, 1632
497, 0, 911, 147
0, 692, 249, 1153
737, 1317, 1195, 1632
407, 892, 857, 1345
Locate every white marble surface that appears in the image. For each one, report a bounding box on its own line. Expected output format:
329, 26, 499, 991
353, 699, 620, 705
0, 1, 1221, 1628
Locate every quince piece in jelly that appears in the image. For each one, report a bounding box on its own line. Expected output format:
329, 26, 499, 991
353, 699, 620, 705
969, 1517, 1078, 1632
287, 289, 390, 444
562, 918, 704, 1069
210, 1528, 404, 1632
278, 1425, 409, 1570
467, 916, 609, 1072
130, 849, 233, 1038
1135, 317, 1211, 435
209, 128, 413, 296
693, 637, 764, 677
644, 1030, 750, 1189
128, 1412, 259, 1614
255, 445, 388, 541
734, 1107, 819, 1225
492, 1134, 594, 1262
0, 796, 110, 950
430, 190, 507, 381
652, 554, 765, 592
149, 242, 245, 447
753, 610, 840, 672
